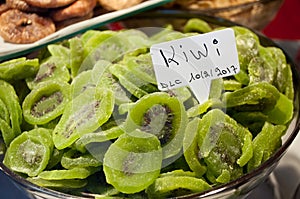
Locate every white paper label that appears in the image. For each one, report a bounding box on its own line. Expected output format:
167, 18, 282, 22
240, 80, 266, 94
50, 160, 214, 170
150, 28, 240, 103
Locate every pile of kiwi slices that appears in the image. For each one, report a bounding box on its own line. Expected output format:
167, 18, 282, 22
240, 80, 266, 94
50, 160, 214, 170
0, 17, 294, 199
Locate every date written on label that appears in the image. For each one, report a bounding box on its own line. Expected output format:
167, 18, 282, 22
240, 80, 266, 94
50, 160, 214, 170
159, 65, 238, 89
189, 65, 239, 82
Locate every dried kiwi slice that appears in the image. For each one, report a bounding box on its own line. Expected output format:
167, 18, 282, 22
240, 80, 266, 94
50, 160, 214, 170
26, 56, 70, 90
3, 128, 53, 177
109, 63, 158, 99
103, 129, 162, 194
61, 149, 102, 169
183, 18, 212, 33
222, 82, 280, 112
52, 87, 114, 149
22, 80, 71, 125
27, 177, 87, 189
0, 98, 9, 123
74, 124, 125, 153
146, 170, 211, 199
124, 92, 188, 159
81, 30, 146, 70
38, 167, 99, 180
68, 37, 84, 78
261, 47, 294, 100
122, 53, 157, 85
247, 122, 286, 172
197, 109, 253, 183
166, 87, 192, 103
81, 30, 116, 57
0, 57, 39, 82
98, 67, 132, 105
183, 118, 207, 177
0, 80, 22, 139
187, 98, 223, 118
70, 60, 111, 97
0, 119, 14, 146
47, 44, 70, 60
248, 56, 276, 85
70, 70, 94, 98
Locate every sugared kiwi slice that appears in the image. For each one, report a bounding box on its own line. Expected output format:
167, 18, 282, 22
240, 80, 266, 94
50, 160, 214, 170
70, 60, 111, 97
122, 53, 157, 85
183, 117, 207, 177
52, 87, 114, 149
109, 63, 158, 99
103, 129, 162, 194
197, 109, 253, 183
80, 29, 148, 71
0, 57, 39, 82
222, 82, 280, 112
3, 128, 53, 177
247, 122, 286, 172
146, 170, 211, 199
22, 80, 71, 125
99, 67, 133, 105
68, 37, 84, 78
0, 80, 22, 141
26, 56, 70, 90
124, 92, 187, 159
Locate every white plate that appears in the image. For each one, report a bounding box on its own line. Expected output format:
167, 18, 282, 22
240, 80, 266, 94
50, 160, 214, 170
0, 0, 171, 61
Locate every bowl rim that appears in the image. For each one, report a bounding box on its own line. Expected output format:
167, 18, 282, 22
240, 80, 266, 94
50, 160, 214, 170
0, 10, 300, 199
173, 0, 284, 12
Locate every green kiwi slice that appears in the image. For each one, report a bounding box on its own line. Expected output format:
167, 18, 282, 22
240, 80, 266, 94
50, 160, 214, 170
52, 87, 114, 149
248, 57, 276, 85
61, 149, 102, 169
0, 119, 14, 146
122, 53, 157, 85
3, 128, 53, 177
74, 124, 125, 153
98, 67, 133, 105
247, 122, 286, 172
26, 56, 70, 90
68, 37, 84, 78
27, 177, 87, 189
222, 82, 280, 112
187, 98, 224, 118
80, 30, 147, 72
0, 80, 22, 139
183, 18, 212, 33
47, 44, 70, 60
124, 92, 187, 159
0, 98, 9, 123
183, 118, 207, 177
0, 57, 39, 82
70, 60, 111, 97
197, 109, 253, 183
109, 63, 158, 99
146, 170, 211, 199
103, 129, 162, 194
82, 30, 117, 57
38, 167, 98, 180
22, 80, 71, 125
